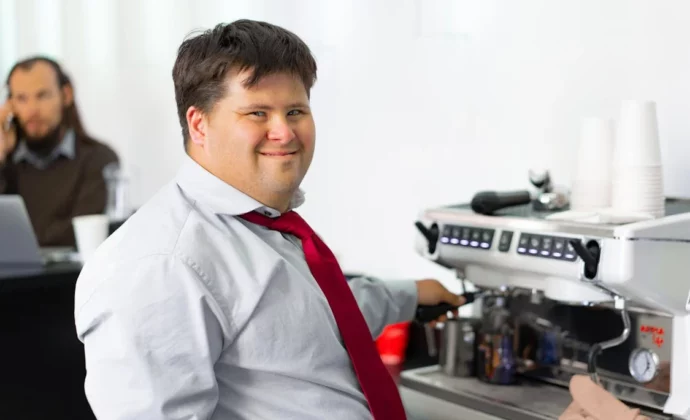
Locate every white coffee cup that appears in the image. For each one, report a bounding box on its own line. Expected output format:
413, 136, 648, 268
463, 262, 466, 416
72, 214, 109, 263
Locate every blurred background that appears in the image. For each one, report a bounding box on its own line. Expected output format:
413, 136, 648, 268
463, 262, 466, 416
2, 0, 690, 285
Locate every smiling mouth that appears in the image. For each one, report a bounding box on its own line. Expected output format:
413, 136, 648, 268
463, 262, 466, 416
260, 151, 297, 157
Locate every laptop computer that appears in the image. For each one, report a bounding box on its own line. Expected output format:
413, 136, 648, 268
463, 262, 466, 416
0, 195, 75, 265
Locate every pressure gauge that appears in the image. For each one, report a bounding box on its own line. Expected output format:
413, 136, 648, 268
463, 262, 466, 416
628, 348, 660, 383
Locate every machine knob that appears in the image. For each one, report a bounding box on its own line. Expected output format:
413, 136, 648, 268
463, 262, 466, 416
569, 239, 601, 280
415, 221, 439, 254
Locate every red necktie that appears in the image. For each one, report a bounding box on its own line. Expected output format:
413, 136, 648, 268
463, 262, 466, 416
240, 210, 407, 419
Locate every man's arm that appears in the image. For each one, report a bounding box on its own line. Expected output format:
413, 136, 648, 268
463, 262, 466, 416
42, 144, 119, 245
348, 277, 418, 339
75, 254, 226, 420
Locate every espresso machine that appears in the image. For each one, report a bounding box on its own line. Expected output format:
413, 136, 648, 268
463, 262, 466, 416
400, 199, 690, 420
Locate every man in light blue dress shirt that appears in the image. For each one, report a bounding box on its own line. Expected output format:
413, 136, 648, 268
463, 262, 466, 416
74, 19, 463, 419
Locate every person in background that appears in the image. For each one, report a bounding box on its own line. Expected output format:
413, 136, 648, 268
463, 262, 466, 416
0, 56, 119, 247
74, 20, 463, 420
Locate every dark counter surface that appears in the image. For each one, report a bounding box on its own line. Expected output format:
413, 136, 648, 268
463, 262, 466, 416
0, 262, 94, 419
0, 261, 82, 292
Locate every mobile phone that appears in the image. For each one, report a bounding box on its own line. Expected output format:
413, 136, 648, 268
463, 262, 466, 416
1, 86, 16, 132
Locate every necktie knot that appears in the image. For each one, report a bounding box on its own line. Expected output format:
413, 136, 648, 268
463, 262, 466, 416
240, 210, 314, 240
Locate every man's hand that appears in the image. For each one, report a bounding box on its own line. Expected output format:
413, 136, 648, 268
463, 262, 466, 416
0, 100, 17, 164
415, 279, 466, 325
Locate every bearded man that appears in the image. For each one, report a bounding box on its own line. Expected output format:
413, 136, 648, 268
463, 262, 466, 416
0, 56, 119, 247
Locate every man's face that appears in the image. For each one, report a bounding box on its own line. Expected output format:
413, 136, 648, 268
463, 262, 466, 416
189, 70, 315, 208
8, 61, 67, 142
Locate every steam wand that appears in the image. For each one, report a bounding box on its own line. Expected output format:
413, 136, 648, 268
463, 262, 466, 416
587, 296, 631, 384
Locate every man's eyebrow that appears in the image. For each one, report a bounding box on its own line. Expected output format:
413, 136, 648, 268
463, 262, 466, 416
236, 102, 310, 111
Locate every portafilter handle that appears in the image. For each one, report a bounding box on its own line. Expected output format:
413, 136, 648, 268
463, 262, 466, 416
415, 291, 486, 323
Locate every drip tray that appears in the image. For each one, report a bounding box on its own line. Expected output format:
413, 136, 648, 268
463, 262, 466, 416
399, 366, 671, 420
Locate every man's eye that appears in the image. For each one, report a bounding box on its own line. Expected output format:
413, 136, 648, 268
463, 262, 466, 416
287, 110, 302, 116
250, 111, 266, 117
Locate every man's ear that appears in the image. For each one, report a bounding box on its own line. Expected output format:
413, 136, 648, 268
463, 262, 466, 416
61, 84, 74, 107
186, 106, 208, 146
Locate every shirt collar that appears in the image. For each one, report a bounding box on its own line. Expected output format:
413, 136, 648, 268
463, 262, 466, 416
175, 154, 305, 218
13, 129, 76, 166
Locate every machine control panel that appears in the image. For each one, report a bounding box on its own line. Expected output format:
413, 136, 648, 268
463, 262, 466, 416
517, 233, 578, 262
440, 224, 494, 250
439, 225, 579, 262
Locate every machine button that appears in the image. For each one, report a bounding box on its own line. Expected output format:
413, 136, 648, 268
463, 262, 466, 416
450, 226, 462, 245
540, 237, 553, 257
498, 231, 513, 252
552, 238, 565, 258
528, 236, 541, 255
460, 227, 471, 246
517, 234, 529, 254
440, 225, 452, 244
564, 240, 577, 260
470, 229, 481, 247
480, 229, 494, 249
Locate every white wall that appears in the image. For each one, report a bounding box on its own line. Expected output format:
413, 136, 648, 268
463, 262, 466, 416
2, 0, 690, 287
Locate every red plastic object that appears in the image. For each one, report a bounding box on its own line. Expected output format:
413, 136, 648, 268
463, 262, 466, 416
376, 322, 410, 366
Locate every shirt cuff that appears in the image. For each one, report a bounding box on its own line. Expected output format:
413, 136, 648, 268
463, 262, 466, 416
384, 279, 419, 323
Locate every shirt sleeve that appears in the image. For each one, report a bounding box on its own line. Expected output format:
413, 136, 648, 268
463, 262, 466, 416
75, 254, 226, 420
347, 277, 418, 339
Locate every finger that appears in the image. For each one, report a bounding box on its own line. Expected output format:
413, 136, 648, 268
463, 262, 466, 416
559, 401, 585, 420
570, 375, 635, 420
441, 290, 463, 306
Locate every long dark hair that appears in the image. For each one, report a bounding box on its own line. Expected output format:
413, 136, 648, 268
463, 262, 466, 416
5, 55, 92, 143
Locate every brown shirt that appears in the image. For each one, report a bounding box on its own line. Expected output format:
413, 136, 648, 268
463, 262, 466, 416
0, 132, 119, 247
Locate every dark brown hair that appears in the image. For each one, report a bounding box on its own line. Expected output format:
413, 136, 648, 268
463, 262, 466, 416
6, 55, 92, 142
172, 19, 318, 147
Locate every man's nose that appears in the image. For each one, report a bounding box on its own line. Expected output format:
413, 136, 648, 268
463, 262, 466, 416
25, 99, 41, 119
266, 117, 296, 143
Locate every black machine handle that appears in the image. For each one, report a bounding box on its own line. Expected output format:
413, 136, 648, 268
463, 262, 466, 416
414, 221, 440, 254
470, 190, 532, 215
568, 239, 601, 280
415, 292, 483, 323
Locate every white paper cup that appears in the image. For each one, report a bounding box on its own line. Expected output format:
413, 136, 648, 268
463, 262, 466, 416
614, 100, 662, 166
570, 117, 616, 211
575, 117, 615, 181
72, 214, 109, 263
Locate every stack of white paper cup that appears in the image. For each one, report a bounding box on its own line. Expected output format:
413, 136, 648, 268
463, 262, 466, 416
611, 100, 664, 218
570, 117, 615, 211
